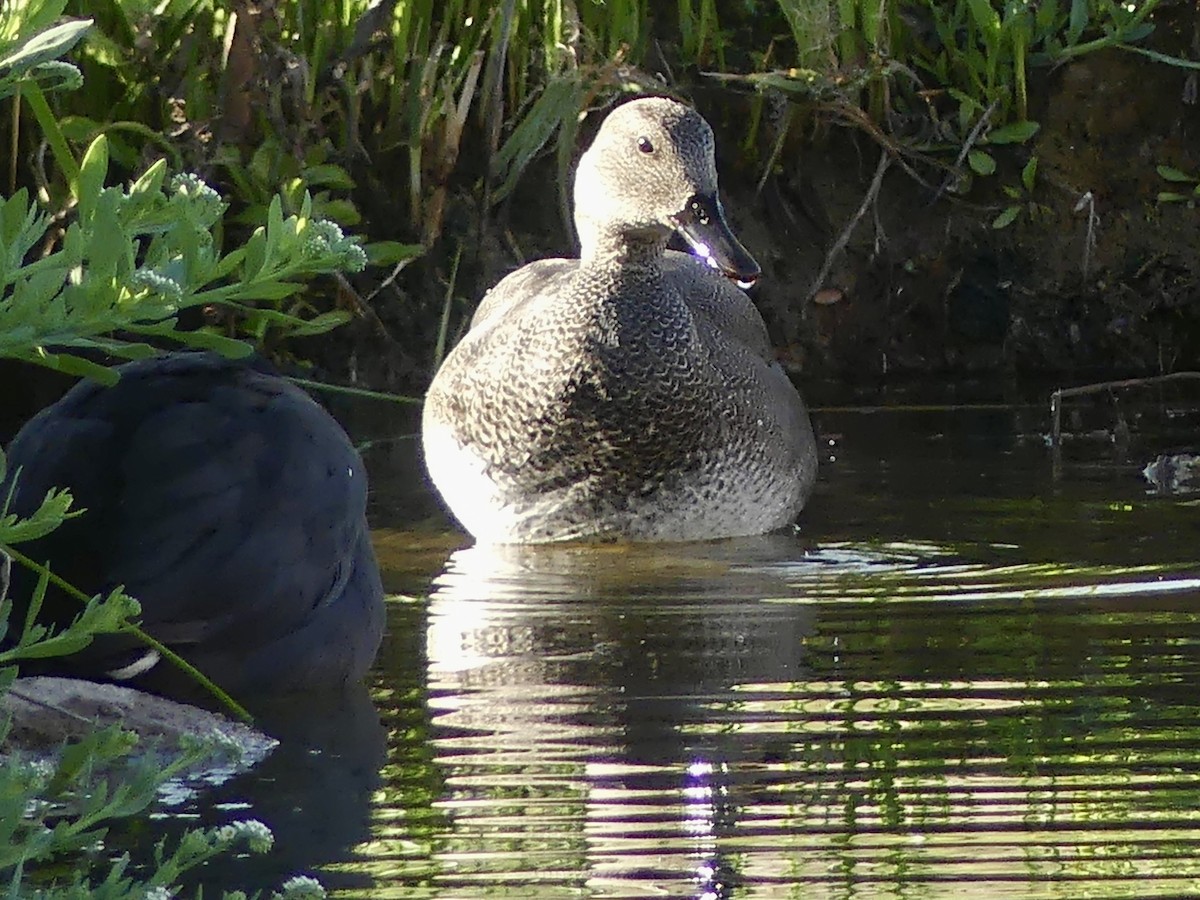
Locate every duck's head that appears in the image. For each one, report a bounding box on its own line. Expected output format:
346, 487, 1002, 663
574, 97, 761, 288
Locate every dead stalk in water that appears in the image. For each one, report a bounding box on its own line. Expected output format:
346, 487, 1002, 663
1074, 190, 1099, 278
1049, 371, 1200, 449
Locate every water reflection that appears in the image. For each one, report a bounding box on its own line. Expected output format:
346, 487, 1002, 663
427, 539, 818, 899
151, 400, 1200, 899
393, 533, 1200, 899
141, 685, 388, 895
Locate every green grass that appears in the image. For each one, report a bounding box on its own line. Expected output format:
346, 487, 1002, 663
3, 0, 1198, 371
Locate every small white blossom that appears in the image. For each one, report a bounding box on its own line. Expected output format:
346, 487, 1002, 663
309, 219, 346, 244
130, 268, 183, 303
274, 875, 326, 899
340, 243, 367, 273
215, 818, 274, 854
301, 234, 328, 259
167, 172, 226, 224
300, 219, 367, 272
168, 172, 219, 201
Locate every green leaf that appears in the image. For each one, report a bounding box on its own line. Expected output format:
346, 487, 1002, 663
56, 113, 101, 143
23, 60, 82, 95
0, 18, 92, 77
1157, 191, 1189, 203
129, 158, 168, 196
1066, 0, 1089, 45
242, 229, 268, 279
1156, 165, 1194, 183
1116, 42, 1200, 71
967, 150, 996, 176
267, 194, 285, 241
1021, 156, 1038, 192
75, 135, 110, 219
992, 205, 1021, 229
210, 247, 246, 281
0, 488, 75, 543
492, 75, 582, 203
165, 330, 255, 357
81, 189, 127, 282
1121, 22, 1154, 43
300, 163, 355, 190
1035, 0, 1059, 34
319, 198, 361, 226
965, 0, 1001, 43
230, 280, 303, 301
988, 121, 1040, 144
289, 310, 351, 335
947, 87, 985, 117
366, 241, 425, 267
31, 353, 121, 383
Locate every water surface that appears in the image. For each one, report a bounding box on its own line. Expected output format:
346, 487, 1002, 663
196, 384, 1200, 898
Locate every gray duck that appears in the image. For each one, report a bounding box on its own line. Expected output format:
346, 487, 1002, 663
422, 96, 817, 543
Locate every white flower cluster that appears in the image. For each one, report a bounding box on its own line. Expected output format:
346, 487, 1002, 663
130, 267, 183, 302
214, 818, 274, 854
167, 172, 226, 223
274, 875, 327, 899
302, 219, 368, 272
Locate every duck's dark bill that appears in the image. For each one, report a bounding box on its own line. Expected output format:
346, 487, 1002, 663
672, 193, 761, 288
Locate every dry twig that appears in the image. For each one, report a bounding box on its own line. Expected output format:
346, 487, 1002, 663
805, 147, 892, 307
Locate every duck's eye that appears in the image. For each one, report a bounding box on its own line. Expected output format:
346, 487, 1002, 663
636, 136, 654, 154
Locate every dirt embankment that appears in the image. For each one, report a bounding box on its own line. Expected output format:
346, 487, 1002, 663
335, 41, 1200, 398
735, 48, 1200, 386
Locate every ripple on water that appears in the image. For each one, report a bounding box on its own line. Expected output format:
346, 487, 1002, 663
323, 535, 1200, 899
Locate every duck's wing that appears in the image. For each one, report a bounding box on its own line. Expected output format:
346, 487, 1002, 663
665, 251, 815, 477
662, 250, 776, 362
469, 259, 578, 332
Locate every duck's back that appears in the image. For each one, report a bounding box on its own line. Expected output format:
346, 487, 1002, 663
2, 353, 384, 698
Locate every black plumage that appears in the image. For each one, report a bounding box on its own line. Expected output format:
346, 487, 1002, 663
1, 352, 384, 701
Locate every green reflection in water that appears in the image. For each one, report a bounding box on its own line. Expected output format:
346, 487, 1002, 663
326, 542, 1200, 899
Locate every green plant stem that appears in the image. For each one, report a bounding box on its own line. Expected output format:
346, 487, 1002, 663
20, 82, 79, 189
1012, 32, 1027, 122
288, 376, 423, 405
0, 543, 252, 723
91, 121, 185, 169
1052, 0, 1158, 61
1114, 42, 1200, 70
8, 94, 18, 195
432, 242, 462, 372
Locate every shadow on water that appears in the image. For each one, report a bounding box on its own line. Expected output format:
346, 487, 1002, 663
166, 389, 1200, 898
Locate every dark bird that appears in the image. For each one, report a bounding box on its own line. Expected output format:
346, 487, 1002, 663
1, 352, 384, 702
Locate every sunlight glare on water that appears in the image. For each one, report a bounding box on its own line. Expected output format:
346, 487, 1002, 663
385, 532, 1200, 899
167, 394, 1200, 899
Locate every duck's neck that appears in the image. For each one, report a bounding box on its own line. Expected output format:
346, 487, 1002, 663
578, 222, 669, 269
